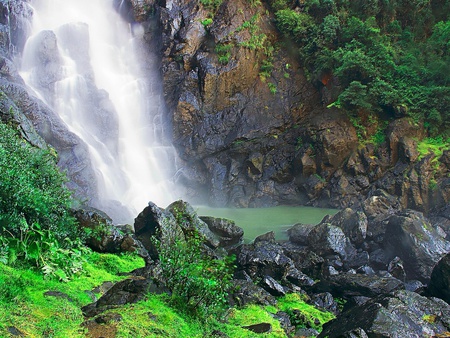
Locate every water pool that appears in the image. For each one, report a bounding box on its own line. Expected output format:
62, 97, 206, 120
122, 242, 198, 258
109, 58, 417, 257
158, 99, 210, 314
196, 205, 339, 242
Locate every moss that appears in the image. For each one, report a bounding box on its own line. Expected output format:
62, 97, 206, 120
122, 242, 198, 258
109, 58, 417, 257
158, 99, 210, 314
277, 293, 335, 331
0, 251, 144, 337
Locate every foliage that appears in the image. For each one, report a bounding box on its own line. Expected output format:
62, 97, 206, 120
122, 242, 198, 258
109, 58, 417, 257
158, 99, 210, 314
153, 228, 234, 319
199, 0, 223, 11
271, 1, 450, 137
417, 136, 450, 161
215, 43, 233, 64
0, 122, 85, 279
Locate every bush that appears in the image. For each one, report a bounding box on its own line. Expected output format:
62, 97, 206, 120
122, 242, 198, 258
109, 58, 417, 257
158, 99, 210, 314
153, 228, 234, 319
0, 122, 83, 279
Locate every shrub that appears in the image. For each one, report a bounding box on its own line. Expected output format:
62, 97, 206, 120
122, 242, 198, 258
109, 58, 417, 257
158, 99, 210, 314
153, 228, 234, 319
0, 122, 83, 279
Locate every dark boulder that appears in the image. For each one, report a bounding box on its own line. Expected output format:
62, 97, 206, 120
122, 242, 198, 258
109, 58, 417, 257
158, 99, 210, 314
427, 253, 450, 304
234, 239, 315, 288
383, 210, 450, 283
329, 208, 368, 246
314, 273, 404, 298
287, 223, 316, 245
319, 290, 450, 338
200, 216, 244, 248
166, 200, 220, 248
229, 279, 276, 307
82, 276, 164, 317
134, 201, 182, 260
307, 222, 356, 260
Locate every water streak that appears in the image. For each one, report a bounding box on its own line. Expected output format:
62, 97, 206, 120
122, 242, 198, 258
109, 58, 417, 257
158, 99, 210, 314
20, 0, 179, 221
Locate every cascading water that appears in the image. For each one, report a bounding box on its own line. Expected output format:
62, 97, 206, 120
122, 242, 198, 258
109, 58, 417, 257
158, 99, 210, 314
19, 0, 180, 222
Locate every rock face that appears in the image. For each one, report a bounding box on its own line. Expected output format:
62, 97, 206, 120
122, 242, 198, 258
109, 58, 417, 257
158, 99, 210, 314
151, 0, 359, 207
0, 0, 100, 208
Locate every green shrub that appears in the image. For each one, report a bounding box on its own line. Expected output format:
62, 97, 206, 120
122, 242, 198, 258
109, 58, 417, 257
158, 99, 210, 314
0, 122, 83, 279
153, 229, 234, 319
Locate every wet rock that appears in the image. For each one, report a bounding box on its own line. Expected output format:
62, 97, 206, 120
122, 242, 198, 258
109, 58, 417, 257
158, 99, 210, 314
82, 276, 164, 317
229, 279, 276, 307
134, 201, 182, 259
261, 275, 286, 296
383, 210, 450, 283
398, 137, 419, 163
7, 326, 24, 337
287, 223, 316, 245
314, 273, 404, 298
271, 311, 294, 336
166, 200, 220, 248
234, 240, 315, 288
200, 216, 244, 248
310, 292, 339, 315
319, 290, 450, 338
427, 253, 450, 304
330, 208, 368, 246
307, 222, 356, 260
386, 118, 424, 165
295, 328, 320, 337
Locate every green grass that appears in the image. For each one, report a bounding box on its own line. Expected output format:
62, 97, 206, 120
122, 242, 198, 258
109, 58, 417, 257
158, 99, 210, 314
0, 251, 144, 337
0, 252, 335, 337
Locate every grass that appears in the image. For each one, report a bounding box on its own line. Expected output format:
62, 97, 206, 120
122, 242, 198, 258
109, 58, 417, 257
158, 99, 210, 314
0, 251, 335, 337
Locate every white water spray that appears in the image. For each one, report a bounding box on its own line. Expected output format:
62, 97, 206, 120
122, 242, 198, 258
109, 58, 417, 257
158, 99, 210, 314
20, 0, 179, 221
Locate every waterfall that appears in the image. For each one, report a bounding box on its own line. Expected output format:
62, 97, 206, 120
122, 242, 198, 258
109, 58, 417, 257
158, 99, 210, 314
19, 0, 179, 222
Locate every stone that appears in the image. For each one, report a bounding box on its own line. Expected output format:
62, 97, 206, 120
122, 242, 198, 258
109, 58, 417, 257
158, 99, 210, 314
318, 290, 450, 338
427, 253, 450, 304
229, 279, 276, 307
261, 275, 286, 297
383, 210, 450, 282
287, 223, 316, 245
242, 323, 272, 334
307, 223, 356, 259
200, 216, 244, 248
314, 273, 404, 298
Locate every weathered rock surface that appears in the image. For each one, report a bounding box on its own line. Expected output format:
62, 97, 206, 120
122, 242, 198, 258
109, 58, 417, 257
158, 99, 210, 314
319, 290, 450, 338
427, 253, 450, 304
383, 210, 450, 282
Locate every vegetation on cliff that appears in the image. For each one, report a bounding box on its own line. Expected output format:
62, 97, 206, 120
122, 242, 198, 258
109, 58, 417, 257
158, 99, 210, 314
268, 0, 450, 137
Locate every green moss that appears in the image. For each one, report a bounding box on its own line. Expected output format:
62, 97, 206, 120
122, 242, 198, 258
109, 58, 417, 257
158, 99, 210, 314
277, 293, 335, 331
417, 136, 450, 161
0, 251, 144, 337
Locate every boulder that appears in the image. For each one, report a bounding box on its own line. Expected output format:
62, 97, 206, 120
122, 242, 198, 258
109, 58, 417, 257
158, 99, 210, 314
82, 276, 163, 318
329, 208, 368, 246
200, 216, 244, 248
234, 239, 315, 288
134, 201, 182, 260
228, 279, 276, 307
287, 223, 316, 245
427, 253, 450, 304
319, 290, 450, 338
307, 222, 356, 260
383, 210, 450, 282
314, 273, 404, 298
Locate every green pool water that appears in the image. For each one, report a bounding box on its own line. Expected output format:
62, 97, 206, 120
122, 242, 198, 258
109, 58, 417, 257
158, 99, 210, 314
195, 205, 339, 242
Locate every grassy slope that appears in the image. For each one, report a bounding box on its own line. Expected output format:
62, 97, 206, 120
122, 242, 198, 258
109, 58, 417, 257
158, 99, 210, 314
0, 251, 334, 337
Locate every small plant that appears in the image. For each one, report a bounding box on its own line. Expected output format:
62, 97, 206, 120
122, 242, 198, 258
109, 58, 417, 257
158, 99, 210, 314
201, 18, 213, 28
268, 82, 277, 94
215, 43, 233, 65
153, 228, 234, 319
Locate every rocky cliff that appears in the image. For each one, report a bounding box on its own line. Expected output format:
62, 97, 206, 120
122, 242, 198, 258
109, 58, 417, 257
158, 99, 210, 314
129, 0, 449, 217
